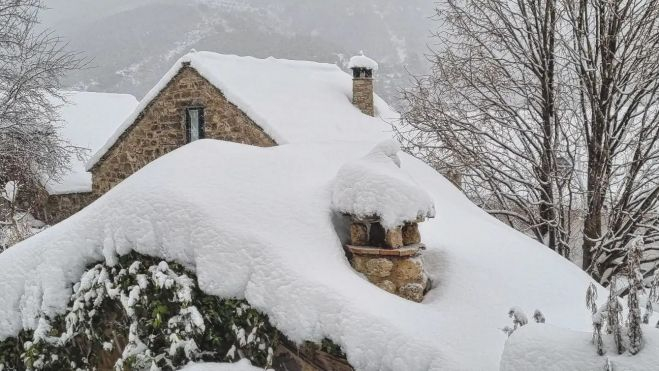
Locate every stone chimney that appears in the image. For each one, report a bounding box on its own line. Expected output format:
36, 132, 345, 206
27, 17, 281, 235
349, 53, 378, 116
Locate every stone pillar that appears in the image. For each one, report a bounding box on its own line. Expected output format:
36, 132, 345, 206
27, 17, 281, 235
351, 68, 374, 116
346, 217, 429, 302
350, 251, 428, 302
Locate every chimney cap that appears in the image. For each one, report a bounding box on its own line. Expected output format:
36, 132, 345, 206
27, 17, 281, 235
348, 52, 379, 71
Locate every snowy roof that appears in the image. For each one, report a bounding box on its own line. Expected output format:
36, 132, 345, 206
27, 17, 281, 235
43, 91, 138, 195
348, 54, 379, 71
0, 139, 616, 370
86, 51, 396, 170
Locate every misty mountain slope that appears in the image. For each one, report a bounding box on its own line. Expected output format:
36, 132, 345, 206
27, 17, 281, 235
42, 0, 434, 104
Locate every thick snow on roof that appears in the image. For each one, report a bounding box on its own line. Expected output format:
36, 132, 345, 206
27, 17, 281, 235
44, 91, 138, 194
87, 52, 395, 170
331, 140, 435, 228
348, 54, 379, 71
1, 139, 615, 370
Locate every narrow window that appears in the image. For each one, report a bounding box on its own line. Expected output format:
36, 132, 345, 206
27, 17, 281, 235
185, 107, 205, 143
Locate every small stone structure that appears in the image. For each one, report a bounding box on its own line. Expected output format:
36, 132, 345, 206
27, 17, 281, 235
345, 216, 429, 302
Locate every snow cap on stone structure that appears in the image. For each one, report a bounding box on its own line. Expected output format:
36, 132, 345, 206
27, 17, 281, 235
348, 51, 379, 71
330, 140, 435, 229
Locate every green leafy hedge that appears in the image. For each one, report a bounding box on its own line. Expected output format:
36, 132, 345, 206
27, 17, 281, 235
0, 252, 278, 370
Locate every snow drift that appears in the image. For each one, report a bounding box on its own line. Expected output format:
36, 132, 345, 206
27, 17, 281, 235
500, 323, 659, 371
0, 139, 617, 370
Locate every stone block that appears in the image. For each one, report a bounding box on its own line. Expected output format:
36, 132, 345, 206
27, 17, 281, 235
398, 283, 425, 302
365, 258, 393, 278
351, 255, 368, 272
391, 257, 424, 283
350, 222, 368, 246
349, 254, 428, 302
376, 280, 396, 294
384, 227, 403, 248
402, 222, 421, 245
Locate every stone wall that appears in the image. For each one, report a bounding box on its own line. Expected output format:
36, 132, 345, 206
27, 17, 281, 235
352, 78, 374, 117
346, 219, 429, 302
351, 254, 427, 302
91, 65, 276, 195
36, 192, 97, 224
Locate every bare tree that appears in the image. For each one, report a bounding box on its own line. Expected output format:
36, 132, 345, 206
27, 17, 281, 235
397, 0, 576, 256
0, 0, 82, 220
397, 0, 659, 283
562, 0, 659, 283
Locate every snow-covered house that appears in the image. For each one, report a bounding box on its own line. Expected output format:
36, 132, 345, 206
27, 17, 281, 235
43, 51, 394, 223
5, 51, 657, 370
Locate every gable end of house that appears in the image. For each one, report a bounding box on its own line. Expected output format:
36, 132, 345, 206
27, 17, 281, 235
90, 64, 276, 194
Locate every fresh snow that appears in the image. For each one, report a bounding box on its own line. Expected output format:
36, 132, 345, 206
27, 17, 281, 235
0, 139, 620, 370
1, 181, 17, 203
500, 323, 659, 371
331, 140, 434, 228
86, 51, 396, 170
181, 359, 265, 371
44, 91, 138, 195
348, 53, 379, 71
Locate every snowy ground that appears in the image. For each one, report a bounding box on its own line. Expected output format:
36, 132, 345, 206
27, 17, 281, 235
0, 139, 653, 370
501, 323, 659, 371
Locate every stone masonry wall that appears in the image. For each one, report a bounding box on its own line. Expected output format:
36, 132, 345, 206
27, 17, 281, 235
36, 192, 97, 225
351, 254, 427, 302
91, 65, 276, 195
352, 78, 374, 117
347, 220, 428, 302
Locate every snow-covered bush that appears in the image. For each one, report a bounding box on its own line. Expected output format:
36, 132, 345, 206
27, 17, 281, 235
645, 269, 659, 325
0, 181, 46, 251
0, 252, 278, 370
0, 211, 46, 251
502, 307, 529, 336
584, 244, 659, 358
587, 277, 625, 355
532, 310, 546, 324
627, 240, 644, 354
586, 282, 605, 355
606, 277, 626, 354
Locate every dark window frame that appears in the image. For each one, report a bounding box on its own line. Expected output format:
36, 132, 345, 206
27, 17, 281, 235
185, 107, 205, 143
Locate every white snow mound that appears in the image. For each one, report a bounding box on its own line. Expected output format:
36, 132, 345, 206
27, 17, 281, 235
500, 323, 659, 371
0, 140, 615, 370
331, 140, 435, 228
